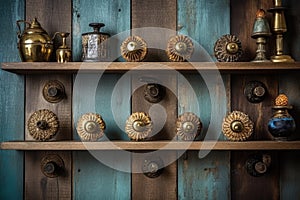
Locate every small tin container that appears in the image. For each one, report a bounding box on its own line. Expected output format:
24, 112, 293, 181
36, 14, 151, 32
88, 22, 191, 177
81, 23, 110, 61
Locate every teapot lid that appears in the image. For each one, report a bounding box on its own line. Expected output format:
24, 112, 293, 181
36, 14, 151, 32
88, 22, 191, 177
25, 18, 48, 34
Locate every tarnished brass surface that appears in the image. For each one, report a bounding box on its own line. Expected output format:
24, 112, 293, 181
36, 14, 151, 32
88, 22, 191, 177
166, 35, 194, 62
125, 112, 152, 141
176, 112, 202, 141
42, 80, 65, 103
27, 109, 59, 141
214, 34, 242, 62
76, 113, 106, 141
53, 32, 72, 63
17, 18, 53, 62
222, 111, 253, 141
40, 154, 64, 178
121, 36, 147, 62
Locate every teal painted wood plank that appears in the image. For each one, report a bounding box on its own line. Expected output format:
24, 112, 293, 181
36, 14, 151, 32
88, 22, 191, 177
178, 1, 230, 199
0, 0, 24, 199
178, 0, 230, 60
72, 0, 130, 61
72, 1, 131, 199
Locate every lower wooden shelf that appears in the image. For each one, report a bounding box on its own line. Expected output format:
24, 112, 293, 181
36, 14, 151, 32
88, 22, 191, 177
1, 140, 300, 150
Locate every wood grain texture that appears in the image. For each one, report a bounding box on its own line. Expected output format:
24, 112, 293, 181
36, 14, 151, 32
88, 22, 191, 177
231, 151, 279, 200
26, 0, 72, 61
0, 1, 25, 199
72, 0, 130, 61
178, 0, 230, 60
24, 151, 71, 200
231, 0, 275, 61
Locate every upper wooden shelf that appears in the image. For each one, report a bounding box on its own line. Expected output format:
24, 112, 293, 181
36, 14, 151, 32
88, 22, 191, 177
2, 62, 300, 74
1, 140, 300, 150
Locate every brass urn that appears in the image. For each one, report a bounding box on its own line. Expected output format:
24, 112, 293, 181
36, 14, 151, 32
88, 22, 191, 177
17, 18, 53, 62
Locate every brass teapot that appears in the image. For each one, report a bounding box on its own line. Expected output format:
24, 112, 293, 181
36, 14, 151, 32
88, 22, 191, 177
17, 18, 53, 62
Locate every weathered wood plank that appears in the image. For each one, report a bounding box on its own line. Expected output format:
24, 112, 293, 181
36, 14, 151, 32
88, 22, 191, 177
231, 0, 274, 61
0, 0, 24, 199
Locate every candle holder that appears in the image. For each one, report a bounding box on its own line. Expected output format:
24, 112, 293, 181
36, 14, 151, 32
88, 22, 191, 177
268, 0, 294, 62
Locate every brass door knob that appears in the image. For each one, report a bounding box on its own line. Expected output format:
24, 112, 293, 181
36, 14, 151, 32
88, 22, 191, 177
121, 36, 147, 62
125, 112, 153, 141
246, 154, 271, 177
27, 109, 59, 141
166, 35, 194, 62
41, 154, 64, 178
244, 81, 267, 103
176, 112, 202, 140
76, 113, 106, 141
144, 83, 165, 103
214, 34, 243, 62
42, 80, 65, 103
222, 111, 254, 141
142, 157, 164, 178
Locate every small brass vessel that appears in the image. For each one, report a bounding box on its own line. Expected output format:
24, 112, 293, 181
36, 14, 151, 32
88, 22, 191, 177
17, 18, 53, 62
53, 32, 72, 63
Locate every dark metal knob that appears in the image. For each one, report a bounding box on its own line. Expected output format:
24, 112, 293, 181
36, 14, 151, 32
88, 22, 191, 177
144, 83, 165, 103
41, 154, 64, 178
222, 111, 254, 141
176, 112, 202, 140
125, 112, 153, 141
244, 81, 267, 103
27, 109, 59, 141
76, 113, 106, 141
142, 157, 164, 178
42, 80, 65, 103
246, 154, 271, 177
214, 34, 243, 62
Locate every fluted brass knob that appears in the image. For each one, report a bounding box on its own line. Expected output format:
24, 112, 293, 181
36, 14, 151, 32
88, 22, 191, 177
125, 112, 153, 141
144, 83, 165, 103
176, 112, 202, 140
214, 34, 243, 62
222, 111, 254, 141
142, 157, 164, 178
41, 154, 64, 178
42, 80, 65, 103
27, 109, 59, 141
166, 35, 194, 62
121, 36, 147, 62
76, 113, 106, 141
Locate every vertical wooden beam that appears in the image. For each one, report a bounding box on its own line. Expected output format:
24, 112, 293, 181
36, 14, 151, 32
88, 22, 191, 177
0, 1, 25, 199
72, 0, 131, 199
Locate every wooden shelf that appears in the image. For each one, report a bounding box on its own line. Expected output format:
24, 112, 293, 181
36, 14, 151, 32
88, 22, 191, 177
1, 140, 300, 150
2, 62, 300, 74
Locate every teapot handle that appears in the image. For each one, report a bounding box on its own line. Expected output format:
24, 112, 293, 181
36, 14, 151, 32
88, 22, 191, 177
16, 20, 31, 38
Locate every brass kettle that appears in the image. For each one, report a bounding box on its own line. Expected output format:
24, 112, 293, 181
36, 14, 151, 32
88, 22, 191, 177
17, 18, 53, 62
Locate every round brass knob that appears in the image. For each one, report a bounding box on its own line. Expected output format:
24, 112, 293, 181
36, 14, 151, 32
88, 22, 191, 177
76, 113, 106, 141
144, 83, 165, 103
42, 80, 65, 103
142, 157, 164, 178
214, 34, 243, 62
176, 112, 202, 140
27, 109, 59, 141
166, 35, 194, 62
222, 111, 254, 141
125, 112, 152, 141
121, 36, 147, 62
41, 154, 64, 178
244, 81, 267, 103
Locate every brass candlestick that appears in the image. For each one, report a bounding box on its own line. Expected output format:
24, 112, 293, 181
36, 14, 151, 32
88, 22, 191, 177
251, 9, 271, 62
268, 0, 294, 62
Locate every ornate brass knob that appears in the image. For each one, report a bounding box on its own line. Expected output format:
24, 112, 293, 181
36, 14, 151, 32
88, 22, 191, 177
176, 112, 202, 140
166, 35, 194, 62
222, 111, 254, 141
121, 36, 147, 62
41, 154, 64, 178
42, 80, 65, 103
214, 34, 243, 62
76, 113, 106, 141
244, 81, 267, 103
246, 154, 271, 177
142, 157, 164, 178
125, 112, 153, 141
144, 83, 165, 103
27, 109, 59, 141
